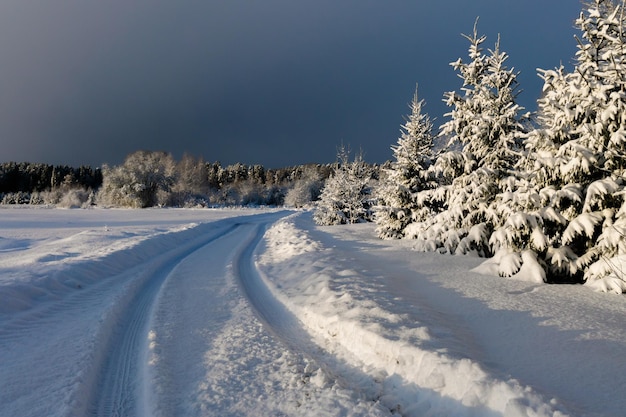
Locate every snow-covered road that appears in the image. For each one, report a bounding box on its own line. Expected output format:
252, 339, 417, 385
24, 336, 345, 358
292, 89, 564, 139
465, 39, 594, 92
2, 207, 626, 417
93, 221, 241, 416
144, 217, 387, 416
0, 209, 387, 417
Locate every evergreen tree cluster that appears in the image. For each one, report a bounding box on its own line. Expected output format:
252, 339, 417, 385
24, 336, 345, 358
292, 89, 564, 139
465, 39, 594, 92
0, 162, 102, 206
375, 0, 626, 293
0, 162, 102, 193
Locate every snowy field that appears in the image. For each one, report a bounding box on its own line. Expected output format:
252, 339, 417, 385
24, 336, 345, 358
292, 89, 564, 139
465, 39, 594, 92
1, 207, 625, 417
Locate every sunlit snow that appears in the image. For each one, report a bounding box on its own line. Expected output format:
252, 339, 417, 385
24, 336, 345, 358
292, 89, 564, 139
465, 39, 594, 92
1, 207, 625, 416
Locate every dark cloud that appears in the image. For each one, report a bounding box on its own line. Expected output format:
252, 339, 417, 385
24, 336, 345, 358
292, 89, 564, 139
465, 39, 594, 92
0, 0, 581, 168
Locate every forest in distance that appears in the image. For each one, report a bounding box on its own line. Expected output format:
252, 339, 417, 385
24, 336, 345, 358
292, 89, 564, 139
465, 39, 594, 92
0, 156, 343, 208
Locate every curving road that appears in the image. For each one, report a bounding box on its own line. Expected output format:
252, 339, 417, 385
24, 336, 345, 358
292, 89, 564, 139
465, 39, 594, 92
141, 217, 387, 416
90, 222, 241, 416
0, 211, 388, 417
87, 213, 299, 416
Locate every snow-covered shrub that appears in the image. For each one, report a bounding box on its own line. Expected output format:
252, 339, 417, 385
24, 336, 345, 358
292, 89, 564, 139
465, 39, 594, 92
97, 150, 176, 208
57, 189, 92, 209
167, 154, 210, 207
284, 166, 324, 208
28, 192, 45, 205
167, 190, 210, 208
1, 191, 31, 204
234, 181, 267, 206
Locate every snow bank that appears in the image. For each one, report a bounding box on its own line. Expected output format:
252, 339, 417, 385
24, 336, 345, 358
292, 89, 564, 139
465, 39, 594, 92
0, 208, 245, 316
473, 249, 546, 284
257, 213, 569, 417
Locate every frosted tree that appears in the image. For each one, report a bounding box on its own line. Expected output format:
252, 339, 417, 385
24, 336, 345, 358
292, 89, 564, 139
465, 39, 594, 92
408, 23, 527, 256
314, 146, 374, 225
375, 85, 436, 239
169, 153, 210, 206
439, 26, 527, 176
489, 0, 626, 291
97, 150, 176, 208
284, 165, 324, 208
558, 0, 626, 290
488, 67, 577, 282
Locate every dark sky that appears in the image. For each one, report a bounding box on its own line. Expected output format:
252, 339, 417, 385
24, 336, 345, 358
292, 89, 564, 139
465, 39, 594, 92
0, 1, 581, 168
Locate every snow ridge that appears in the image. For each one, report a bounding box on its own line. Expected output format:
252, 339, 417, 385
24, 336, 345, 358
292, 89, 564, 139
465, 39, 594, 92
257, 213, 569, 417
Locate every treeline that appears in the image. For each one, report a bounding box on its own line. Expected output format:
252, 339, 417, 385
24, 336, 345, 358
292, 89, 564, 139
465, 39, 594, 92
0, 162, 102, 205
0, 162, 102, 193
0, 152, 359, 208
96, 151, 340, 208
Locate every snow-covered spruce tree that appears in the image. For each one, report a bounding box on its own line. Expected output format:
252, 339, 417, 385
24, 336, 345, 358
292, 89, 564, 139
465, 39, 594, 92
375, 85, 436, 239
553, 0, 626, 290
314, 146, 374, 225
407, 23, 527, 257
487, 66, 578, 282
490, 0, 626, 291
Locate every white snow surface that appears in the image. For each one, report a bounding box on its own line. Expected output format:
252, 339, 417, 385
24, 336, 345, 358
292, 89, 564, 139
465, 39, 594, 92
1, 207, 625, 416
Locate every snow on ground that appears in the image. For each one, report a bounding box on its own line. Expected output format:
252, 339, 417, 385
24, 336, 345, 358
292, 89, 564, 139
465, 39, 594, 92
1, 207, 625, 416
0, 207, 243, 313
0, 207, 387, 417
256, 212, 626, 417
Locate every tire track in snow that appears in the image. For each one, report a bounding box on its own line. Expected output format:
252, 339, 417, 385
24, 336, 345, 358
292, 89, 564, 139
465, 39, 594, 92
90, 222, 240, 417
234, 224, 391, 410
143, 216, 391, 417
0, 211, 296, 417
234, 223, 313, 350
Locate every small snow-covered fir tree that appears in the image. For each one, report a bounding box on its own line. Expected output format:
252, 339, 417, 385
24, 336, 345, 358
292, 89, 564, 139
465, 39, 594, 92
375, 85, 436, 238
314, 146, 374, 225
407, 23, 527, 257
